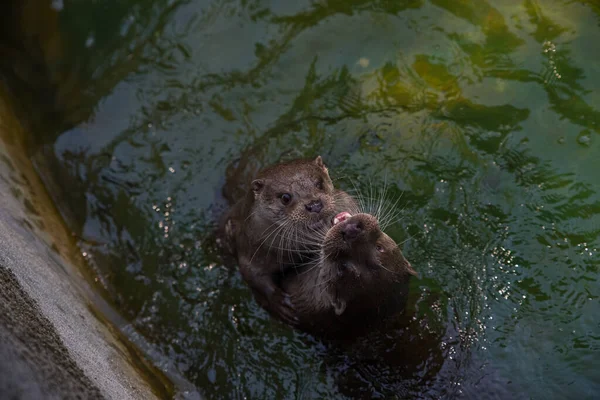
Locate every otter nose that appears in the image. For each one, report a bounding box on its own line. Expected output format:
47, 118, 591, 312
341, 221, 362, 242
305, 200, 323, 213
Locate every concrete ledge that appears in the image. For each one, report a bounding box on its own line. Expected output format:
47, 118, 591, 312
0, 265, 103, 399
0, 85, 172, 399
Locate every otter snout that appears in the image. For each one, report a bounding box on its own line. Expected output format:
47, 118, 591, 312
305, 199, 323, 213
341, 221, 363, 242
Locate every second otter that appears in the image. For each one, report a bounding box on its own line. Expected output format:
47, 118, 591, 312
281, 212, 417, 338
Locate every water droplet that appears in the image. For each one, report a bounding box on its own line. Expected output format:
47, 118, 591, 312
577, 130, 592, 146
357, 57, 370, 68
85, 35, 95, 48
51, 0, 64, 10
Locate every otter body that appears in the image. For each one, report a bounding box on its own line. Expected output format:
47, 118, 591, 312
281, 213, 417, 338
221, 156, 357, 323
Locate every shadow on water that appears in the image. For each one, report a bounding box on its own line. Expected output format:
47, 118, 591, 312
4, 0, 600, 398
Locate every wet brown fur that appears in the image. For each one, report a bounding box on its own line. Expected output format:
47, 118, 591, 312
281, 213, 417, 338
220, 156, 357, 323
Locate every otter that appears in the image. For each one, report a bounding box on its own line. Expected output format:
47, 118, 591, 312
221, 156, 357, 324
280, 212, 417, 338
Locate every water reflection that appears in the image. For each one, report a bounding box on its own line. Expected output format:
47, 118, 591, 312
20, 0, 600, 398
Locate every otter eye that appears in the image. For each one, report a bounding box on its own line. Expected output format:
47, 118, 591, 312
376, 244, 385, 253
315, 179, 324, 190
280, 193, 292, 205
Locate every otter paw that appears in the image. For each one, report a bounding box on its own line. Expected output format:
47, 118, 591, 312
270, 291, 299, 326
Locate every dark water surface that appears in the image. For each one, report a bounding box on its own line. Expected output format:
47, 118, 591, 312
41, 0, 600, 398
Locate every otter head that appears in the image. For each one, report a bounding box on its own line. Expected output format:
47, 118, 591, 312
319, 212, 417, 316
251, 156, 337, 238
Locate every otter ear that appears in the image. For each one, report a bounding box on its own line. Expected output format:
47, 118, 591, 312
251, 179, 264, 194
331, 297, 347, 316
314, 156, 328, 174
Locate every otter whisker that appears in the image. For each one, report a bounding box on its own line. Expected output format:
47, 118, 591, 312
299, 225, 322, 248
302, 252, 324, 266
287, 239, 324, 250
315, 273, 336, 288
244, 208, 261, 222
258, 223, 284, 252
343, 176, 409, 232
379, 208, 404, 231
284, 224, 302, 262
257, 220, 279, 238
297, 226, 327, 246
302, 230, 327, 245
374, 178, 388, 220
250, 220, 289, 264
265, 248, 321, 256
269, 221, 289, 265
282, 222, 294, 263
316, 274, 337, 299
314, 275, 336, 295
276, 222, 288, 265
279, 221, 296, 265
348, 180, 367, 215
331, 174, 350, 183
368, 178, 377, 217
265, 240, 321, 252
378, 191, 405, 230
380, 197, 404, 220
288, 223, 302, 262
296, 252, 327, 276
297, 261, 321, 276
333, 191, 360, 214
291, 224, 299, 263
293, 228, 326, 247
270, 221, 326, 265
376, 173, 389, 221
398, 230, 421, 246
378, 263, 396, 274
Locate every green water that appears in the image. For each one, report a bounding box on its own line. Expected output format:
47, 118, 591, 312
42, 0, 600, 398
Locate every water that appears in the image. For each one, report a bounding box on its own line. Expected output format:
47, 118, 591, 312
35, 0, 600, 398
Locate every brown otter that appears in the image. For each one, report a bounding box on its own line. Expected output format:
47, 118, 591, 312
221, 156, 357, 324
280, 212, 417, 338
